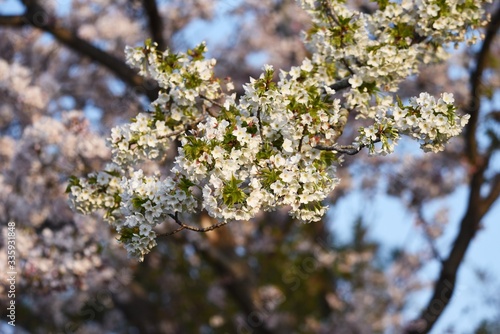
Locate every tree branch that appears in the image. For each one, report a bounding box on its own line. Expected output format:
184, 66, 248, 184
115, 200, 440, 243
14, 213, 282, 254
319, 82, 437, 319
314, 139, 380, 155
329, 78, 351, 91
314, 143, 362, 155
464, 6, 500, 164
1, 0, 159, 101
405, 7, 500, 333
157, 225, 186, 236
141, 0, 167, 51
165, 213, 230, 234
0, 15, 25, 26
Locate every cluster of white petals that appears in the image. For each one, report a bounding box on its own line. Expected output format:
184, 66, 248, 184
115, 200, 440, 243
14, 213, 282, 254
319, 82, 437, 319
356, 92, 470, 154
171, 61, 345, 223
70, 0, 489, 261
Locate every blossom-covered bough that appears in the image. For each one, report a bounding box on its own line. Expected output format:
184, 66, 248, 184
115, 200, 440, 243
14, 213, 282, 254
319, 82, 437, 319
68, 0, 489, 261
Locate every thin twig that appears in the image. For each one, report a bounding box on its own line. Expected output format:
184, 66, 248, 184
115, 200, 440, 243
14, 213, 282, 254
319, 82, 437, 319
465, 5, 500, 164
157, 226, 186, 237
329, 78, 351, 91
200, 94, 225, 109
199, 95, 224, 117
322, 0, 341, 26
167, 213, 230, 233
314, 135, 382, 155
157, 114, 207, 139
314, 143, 362, 155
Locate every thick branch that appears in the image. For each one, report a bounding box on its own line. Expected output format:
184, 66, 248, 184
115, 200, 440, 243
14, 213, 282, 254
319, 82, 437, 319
464, 6, 500, 164
405, 7, 500, 333
0, 15, 25, 26
2, 0, 159, 101
141, 0, 167, 50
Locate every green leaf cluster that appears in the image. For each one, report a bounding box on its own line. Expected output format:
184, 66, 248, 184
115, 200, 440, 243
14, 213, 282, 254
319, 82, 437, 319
183, 136, 209, 160
222, 175, 247, 206
65, 176, 81, 193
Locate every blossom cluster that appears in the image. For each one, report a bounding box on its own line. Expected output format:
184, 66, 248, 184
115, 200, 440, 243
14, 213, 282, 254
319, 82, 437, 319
109, 113, 172, 165
68, 163, 123, 220
116, 170, 197, 260
356, 92, 470, 154
396, 92, 470, 152
175, 63, 343, 223
112, 41, 223, 166
69, 0, 488, 261
302, 0, 489, 118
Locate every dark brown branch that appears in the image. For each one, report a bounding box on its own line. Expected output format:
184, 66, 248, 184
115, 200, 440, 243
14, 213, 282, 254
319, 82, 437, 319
314, 143, 363, 155
0, 15, 25, 26
200, 94, 224, 109
157, 225, 185, 236
329, 78, 351, 91
464, 6, 500, 164
314, 138, 380, 155
2, 0, 159, 101
141, 0, 167, 50
166, 213, 230, 233
405, 7, 500, 333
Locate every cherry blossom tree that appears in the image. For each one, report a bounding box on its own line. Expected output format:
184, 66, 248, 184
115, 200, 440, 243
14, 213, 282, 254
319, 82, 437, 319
0, 0, 499, 333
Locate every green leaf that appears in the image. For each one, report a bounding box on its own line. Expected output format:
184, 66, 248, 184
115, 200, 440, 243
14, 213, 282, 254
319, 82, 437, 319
179, 176, 195, 193
118, 227, 140, 242
272, 133, 284, 150
184, 72, 203, 89
65, 176, 81, 193
131, 197, 148, 210
261, 168, 281, 190
314, 151, 338, 170
187, 43, 207, 61
104, 170, 121, 178
222, 132, 240, 150
256, 142, 273, 160
242, 121, 258, 135
222, 175, 247, 206
374, 0, 389, 10
396, 95, 404, 109
183, 136, 207, 160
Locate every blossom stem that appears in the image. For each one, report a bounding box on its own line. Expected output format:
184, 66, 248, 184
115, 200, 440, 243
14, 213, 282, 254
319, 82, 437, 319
314, 138, 381, 155
157, 226, 186, 236
166, 213, 230, 233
